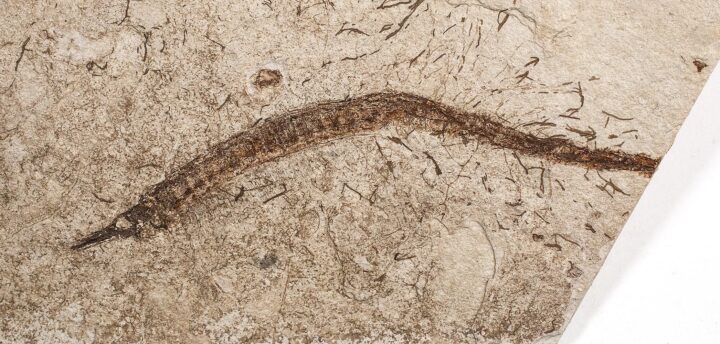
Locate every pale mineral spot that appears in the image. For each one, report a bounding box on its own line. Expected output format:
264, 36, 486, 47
429, 221, 495, 326
0, 1, 718, 343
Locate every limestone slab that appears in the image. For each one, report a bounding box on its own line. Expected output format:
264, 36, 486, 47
1, 1, 718, 343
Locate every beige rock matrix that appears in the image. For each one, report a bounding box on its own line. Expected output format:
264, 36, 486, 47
1, 1, 718, 343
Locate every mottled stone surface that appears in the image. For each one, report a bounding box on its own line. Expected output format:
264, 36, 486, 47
1, 1, 718, 343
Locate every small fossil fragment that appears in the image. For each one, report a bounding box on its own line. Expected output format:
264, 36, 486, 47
253, 69, 283, 88
693, 59, 708, 73
72, 91, 659, 250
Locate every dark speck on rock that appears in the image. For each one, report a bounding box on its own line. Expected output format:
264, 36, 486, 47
693, 59, 708, 73
258, 253, 278, 269
253, 69, 283, 88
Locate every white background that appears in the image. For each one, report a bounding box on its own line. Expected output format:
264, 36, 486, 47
560, 65, 720, 343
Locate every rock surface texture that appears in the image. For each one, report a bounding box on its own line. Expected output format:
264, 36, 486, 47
1, 1, 718, 343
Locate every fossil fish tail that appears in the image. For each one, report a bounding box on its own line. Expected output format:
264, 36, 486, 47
72, 91, 659, 250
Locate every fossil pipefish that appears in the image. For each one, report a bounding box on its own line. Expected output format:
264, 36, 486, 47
71, 91, 659, 250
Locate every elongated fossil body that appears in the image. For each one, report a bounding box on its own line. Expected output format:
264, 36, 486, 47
72, 91, 659, 250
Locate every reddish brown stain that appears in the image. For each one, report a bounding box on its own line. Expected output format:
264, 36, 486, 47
72, 91, 659, 250
253, 69, 283, 88
693, 59, 708, 73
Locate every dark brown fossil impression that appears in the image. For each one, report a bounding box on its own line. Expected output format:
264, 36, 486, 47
72, 91, 659, 250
